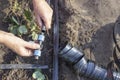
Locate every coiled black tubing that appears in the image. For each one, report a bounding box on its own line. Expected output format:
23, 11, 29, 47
59, 44, 120, 80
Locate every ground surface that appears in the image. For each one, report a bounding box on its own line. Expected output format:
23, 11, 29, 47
59, 0, 120, 80
0, 0, 120, 80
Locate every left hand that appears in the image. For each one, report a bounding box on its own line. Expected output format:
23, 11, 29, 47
0, 31, 40, 57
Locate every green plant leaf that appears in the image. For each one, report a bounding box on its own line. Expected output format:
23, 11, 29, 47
24, 9, 32, 21
32, 32, 38, 40
32, 70, 45, 80
37, 75, 45, 80
37, 78, 42, 80
8, 25, 18, 35
18, 25, 28, 34
30, 25, 36, 31
12, 16, 19, 25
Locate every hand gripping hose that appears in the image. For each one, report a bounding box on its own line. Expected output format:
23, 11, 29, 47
59, 44, 120, 80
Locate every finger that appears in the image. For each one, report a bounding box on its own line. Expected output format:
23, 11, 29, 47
42, 16, 51, 30
19, 48, 33, 56
27, 49, 33, 56
35, 12, 42, 28
24, 42, 40, 49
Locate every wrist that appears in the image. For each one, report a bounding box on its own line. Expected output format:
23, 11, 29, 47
0, 31, 10, 44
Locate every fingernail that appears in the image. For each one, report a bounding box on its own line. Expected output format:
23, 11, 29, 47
48, 26, 51, 29
35, 44, 40, 49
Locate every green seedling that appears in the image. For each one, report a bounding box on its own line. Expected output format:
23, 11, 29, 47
8, 16, 28, 37
32, 69, 45, 80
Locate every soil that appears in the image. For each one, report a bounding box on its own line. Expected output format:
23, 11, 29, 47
59, 0, 120, 80
0, 0, 120, 80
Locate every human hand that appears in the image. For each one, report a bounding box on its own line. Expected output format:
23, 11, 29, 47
33, 0, 53, 30
0, 31, 40, 57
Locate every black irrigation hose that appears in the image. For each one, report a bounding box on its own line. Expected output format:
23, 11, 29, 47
52, 0, 59, 80
59, 44, 120, 80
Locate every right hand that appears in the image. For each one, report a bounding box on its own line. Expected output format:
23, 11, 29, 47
33, 0, 53, 30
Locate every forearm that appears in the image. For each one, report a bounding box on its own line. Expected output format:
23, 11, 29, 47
0, 30, 6, 44
0, 30, 13, 44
